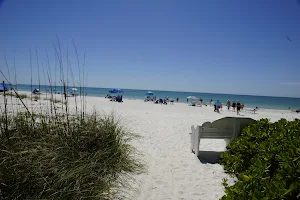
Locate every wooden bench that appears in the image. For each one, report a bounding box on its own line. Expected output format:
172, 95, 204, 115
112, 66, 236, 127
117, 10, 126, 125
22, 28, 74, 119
190, 117, 256, 157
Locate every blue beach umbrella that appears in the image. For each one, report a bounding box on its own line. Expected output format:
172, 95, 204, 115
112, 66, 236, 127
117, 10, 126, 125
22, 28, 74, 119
109, 88, 124, 93
0, 83, 8, 91
146, 91, 153, 95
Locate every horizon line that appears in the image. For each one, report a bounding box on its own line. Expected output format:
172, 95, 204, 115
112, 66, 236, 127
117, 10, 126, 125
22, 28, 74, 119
13, 83, 300, 99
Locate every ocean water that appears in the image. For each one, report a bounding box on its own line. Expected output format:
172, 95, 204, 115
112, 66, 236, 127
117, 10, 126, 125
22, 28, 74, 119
13, 84, 300, 110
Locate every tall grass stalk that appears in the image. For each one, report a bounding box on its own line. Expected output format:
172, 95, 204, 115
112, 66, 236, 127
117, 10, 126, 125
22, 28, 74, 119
4, 53, 15, 115
30, 47, 33, 116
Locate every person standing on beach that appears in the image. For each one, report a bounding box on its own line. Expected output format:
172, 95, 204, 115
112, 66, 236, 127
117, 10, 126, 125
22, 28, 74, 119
210, 99, 213, 106
226, 100, 231, 110
232, 101, 236, 112
187, 98, 188, 103
237, 101, 241, 115
176, 97, 179, 103
214, 100, 221, 113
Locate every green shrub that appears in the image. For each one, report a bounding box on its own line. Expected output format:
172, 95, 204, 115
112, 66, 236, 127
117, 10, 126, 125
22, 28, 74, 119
0, 113, 143, 199
219, 119, 300, 199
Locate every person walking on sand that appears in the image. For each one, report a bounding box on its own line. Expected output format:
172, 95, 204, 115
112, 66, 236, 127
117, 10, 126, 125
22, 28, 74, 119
237, 101, 241, 115
226, 100, 231, 110
214, 100, 221, 113
176, 97, 179, 103
232, 101, 236, 112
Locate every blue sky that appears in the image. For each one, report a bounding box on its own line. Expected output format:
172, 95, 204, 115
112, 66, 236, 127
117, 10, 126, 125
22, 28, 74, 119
0, 0, 300, 97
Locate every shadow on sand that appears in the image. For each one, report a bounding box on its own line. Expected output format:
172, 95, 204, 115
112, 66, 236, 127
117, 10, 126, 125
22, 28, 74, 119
197, 151, 223, 164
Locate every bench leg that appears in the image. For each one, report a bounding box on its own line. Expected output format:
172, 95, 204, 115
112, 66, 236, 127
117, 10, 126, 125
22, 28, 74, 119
190, 131, 194, 153
190, 126, 196, 153
195, 126, 201, 157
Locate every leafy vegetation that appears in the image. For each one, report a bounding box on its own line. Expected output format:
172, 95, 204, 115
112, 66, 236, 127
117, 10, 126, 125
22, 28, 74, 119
219, 118, 300, 199
0, 112, 143, 199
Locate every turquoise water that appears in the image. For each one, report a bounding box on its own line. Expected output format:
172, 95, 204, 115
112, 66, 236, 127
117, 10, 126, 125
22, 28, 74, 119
14, 84, 300, 110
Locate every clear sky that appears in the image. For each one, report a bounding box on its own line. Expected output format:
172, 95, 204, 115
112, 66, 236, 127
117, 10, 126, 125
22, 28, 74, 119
0, 0, 300, 97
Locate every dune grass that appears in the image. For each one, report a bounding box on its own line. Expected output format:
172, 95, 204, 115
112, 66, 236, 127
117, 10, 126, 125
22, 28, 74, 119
18, 93, 28, 99
0, 111, 143, 199
0, 40, 144, 199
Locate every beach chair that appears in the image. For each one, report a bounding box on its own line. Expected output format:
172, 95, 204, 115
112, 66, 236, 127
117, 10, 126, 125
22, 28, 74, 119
110, 96, 116, 102
190, 117, 256, 157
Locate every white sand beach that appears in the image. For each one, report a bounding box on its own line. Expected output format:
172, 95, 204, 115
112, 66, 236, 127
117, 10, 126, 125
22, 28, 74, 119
1, 93, 299, 200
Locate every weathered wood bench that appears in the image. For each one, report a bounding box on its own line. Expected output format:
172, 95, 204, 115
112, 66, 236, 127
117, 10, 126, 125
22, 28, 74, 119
190, 117, 256, 157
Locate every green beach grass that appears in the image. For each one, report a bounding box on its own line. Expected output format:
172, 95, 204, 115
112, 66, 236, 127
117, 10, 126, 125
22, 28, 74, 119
0, 102, 144, 199
0, 41, 144, 199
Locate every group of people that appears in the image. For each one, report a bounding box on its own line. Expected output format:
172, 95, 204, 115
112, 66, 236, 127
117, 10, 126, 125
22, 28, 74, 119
226, 100, 244, 115
106, 94, 123, 102
155, 96, 175, 105
211, 99, 245, 115
144, 96, 177, 105
154, 98, 168, 104
144, 96, 157, 102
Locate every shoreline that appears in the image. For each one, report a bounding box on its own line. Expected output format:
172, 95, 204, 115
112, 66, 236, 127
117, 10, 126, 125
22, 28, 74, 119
12, 84, 300, 99
7, 89, 299, 112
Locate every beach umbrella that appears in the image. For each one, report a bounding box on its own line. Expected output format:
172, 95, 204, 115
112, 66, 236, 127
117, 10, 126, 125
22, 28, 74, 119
0, 83, 8, 91
109, 88, 124, 93
187, 96, 198, 99
146, 91, 153, 95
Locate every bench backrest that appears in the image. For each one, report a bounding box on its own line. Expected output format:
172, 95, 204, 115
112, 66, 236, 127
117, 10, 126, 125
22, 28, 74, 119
200, 127, 233, 139
201, 117, 256, 138
190, 117, 256, 156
